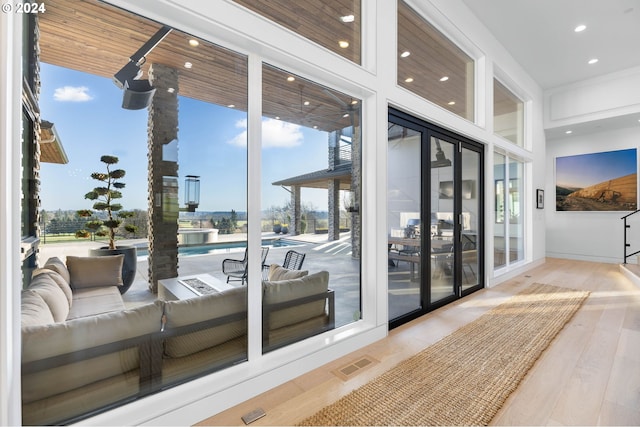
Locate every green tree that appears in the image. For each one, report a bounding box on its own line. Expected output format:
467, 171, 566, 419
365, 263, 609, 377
75, 155, 138, 249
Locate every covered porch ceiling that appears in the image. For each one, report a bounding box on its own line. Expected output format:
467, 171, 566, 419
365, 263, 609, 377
38, 0, 361, 134
272, 163, 353, 190
38, 0, 489, 134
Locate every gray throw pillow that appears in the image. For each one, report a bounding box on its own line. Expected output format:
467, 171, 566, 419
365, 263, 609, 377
268, 264, 309, 281
66, 255, 124, 289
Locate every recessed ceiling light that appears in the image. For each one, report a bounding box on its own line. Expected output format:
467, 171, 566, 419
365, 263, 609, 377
351, 100, 358, 105
227, 104, 235, 108
338, 40, 350, 48
400, 51, 411, 58
167, 87, 175, 93
343, 113, 350, 118
448, 101, 456, 105
287, 76, 295, 82
440, 76, 449, 82
565, 130, 573, 134
184, 62, 193, 69
188, 39, 199, 47
303, 101, 310, 106
404, 77, 414, 83
588, 58, 599, 65
574, 24, 586, 32
275, 116, 280, 120
340, 14, 355, 23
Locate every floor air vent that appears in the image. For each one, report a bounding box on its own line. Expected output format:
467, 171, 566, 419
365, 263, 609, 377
333, 355, 379, 381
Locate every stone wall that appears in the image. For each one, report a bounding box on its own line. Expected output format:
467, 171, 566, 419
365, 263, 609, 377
147, 63, 179, 292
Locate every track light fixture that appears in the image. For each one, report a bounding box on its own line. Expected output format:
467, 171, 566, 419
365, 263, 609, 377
431, 140, 452, 168
113, 25, 173, 110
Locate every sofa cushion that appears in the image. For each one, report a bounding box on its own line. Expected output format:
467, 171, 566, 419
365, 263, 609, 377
262, 270, 329, 330
21, 301, 163, 403
67, 286, 125, 320
163, 286, 247, 358
66, 255, 124, 289
268, 264, 309, 281
21, 290, 55, 327
32, 268, 73, 307
28, 274, 70, 322
43, 256, 71, 284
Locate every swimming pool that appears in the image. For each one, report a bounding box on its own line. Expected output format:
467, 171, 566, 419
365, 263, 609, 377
135, 238, 303, 258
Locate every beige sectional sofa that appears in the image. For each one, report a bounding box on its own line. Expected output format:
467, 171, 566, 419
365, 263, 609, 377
21, 257, 334, 425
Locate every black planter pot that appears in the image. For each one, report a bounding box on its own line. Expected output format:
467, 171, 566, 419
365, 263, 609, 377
89, 246, 137, 294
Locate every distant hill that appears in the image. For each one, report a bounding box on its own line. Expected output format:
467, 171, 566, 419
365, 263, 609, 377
556, 186, 579, 197
556, 173, 637, 211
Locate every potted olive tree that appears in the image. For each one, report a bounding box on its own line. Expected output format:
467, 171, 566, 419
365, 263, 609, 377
76, 155, 138, 294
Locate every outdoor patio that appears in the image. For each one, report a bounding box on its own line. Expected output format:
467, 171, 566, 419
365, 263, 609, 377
38, 231, 362, 328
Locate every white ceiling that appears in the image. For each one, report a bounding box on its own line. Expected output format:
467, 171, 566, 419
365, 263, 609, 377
462, 0, 640, 138
462, 0, 640, 90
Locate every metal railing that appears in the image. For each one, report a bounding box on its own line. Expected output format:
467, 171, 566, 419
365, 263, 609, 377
621, 208, 640, 263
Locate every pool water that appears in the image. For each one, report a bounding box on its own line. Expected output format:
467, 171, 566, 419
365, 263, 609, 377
135, 238, 302, 257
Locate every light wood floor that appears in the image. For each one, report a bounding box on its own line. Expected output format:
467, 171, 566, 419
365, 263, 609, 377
196, 258, 640, 426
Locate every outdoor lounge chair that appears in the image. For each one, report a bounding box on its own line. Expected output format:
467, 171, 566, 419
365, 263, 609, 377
222, 247, 269, 285
261, 249, 306, 280
282, 250, 306, 270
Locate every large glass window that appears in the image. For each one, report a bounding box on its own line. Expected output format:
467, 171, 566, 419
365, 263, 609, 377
493, 152, 525, 269
398, 0, 475, 121
25, 1, 250, 424
234, 0, 361, 64
510, 158, 525, 262
261, 64, 362, 352
494, 152, 507, 268
494, 79, 524, 146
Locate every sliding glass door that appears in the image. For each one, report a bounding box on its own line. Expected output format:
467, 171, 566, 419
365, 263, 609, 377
388, 109, 483, 327
387, 122, 423, 320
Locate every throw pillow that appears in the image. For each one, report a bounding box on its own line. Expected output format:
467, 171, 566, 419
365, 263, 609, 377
66, 255, 124, 289
32, 268, 73, 307
28, 275, 70, 322
21, 290, 55, 327
43, 256, 71, 283
268, 264, 309, 281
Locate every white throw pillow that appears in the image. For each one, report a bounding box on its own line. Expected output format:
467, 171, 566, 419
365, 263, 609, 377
27, 274, 69, 322
21, 290, 55, 327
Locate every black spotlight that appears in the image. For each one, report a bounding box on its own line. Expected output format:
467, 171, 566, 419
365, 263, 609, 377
122, 80, 156, 110
113, 25, 172, 110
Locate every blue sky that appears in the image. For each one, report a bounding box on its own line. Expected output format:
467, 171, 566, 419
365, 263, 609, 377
39, 63, 330, 213
556, 148, 637, 188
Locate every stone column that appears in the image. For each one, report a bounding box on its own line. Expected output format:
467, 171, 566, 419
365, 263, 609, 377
292, 185, 301, 235
328, 179, 340, 241
147, 63, 179, 293
350, 122, 361, 259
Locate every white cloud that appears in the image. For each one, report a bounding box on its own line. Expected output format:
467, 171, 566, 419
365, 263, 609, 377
226, 118, 304, 148
53, 86, 93, 102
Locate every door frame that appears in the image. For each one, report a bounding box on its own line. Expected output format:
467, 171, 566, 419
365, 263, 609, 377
388, 108, 484, 329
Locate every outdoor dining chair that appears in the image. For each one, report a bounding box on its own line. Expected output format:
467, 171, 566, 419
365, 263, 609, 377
222, 246, 269, 285
282, 250, 306, 270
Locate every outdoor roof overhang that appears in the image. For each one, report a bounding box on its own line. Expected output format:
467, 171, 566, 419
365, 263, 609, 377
272, 163, 352, 190
37, 0, 357, 133
39, 120, 69, 164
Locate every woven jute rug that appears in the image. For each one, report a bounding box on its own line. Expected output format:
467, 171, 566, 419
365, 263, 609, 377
299, 283, 589, 426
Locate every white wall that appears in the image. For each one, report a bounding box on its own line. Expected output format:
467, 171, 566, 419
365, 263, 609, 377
546, 125, 640, 263
545, 66, 640, 130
